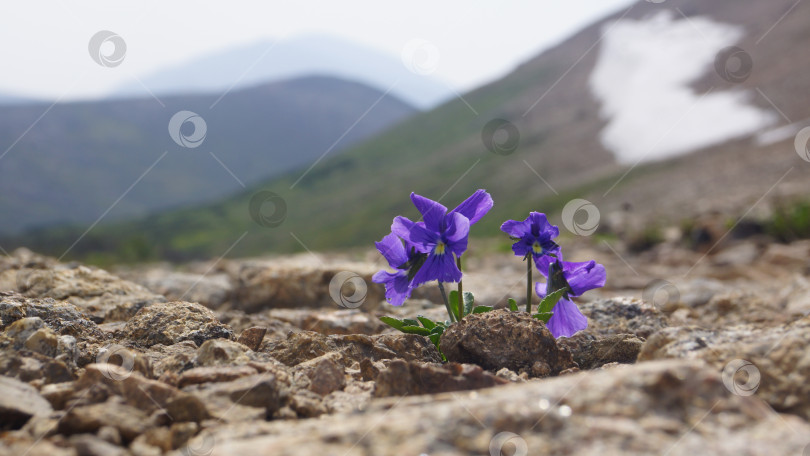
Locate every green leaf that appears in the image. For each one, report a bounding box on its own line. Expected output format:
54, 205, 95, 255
379, 316, 406, 331
430, 325, 445, 335
399, 325, 432, 336
508, 298, 519, 312
537, 287, 568, 315
472, 305, 494, 314
416, 315, 436, 330
403, 318, 420, 327
532, 312, 553, 323
463, 292, 474, 316
448, 290, 460, 318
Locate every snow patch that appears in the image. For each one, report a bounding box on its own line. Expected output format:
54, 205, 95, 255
589, 11, 776, 164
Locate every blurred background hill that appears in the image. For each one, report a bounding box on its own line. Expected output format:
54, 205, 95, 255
1, 0, 809, 264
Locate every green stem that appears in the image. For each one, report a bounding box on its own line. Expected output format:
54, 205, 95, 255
526, 256, 533, 313
437, 282, 456, 323
456, 256, 464, 321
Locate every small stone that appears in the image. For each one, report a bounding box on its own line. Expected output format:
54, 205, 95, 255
195, 339, 249, 366
236, 326, 267, 351
440, 309, 576, 376
24, 327, 59, 357
40, 381, 75, 410
164, 394, 210, 423
69, 433, 129, 456
59, 400, 149, 442
121, 301, 234, 348
5, 316, 45, 347
0, 375, 53, 430
294, 352, 346, 396
76, 364, 180, 413
177, 365, 258, 388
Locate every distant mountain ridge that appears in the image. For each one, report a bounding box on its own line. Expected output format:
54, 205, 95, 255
0, 75, 415, 234
8, 0, 810, 264
113, 35, 454, 109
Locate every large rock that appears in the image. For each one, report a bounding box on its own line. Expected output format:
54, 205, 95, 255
122, 268, 232, 310
265, 332, 442, 367
440, 309, 576, 377
177, 360, 810, 455
580, 297, 669, 338
11, 265, 165, 322
374, 360, 508, 397
230, 258, 384, 311
638, 315, 810, 419
121, 301, 234, 348
0, 375, 52, 429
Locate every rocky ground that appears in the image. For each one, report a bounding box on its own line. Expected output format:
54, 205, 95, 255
0, 235, 809, 455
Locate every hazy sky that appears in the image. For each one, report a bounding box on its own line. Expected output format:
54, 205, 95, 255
2, 0, 635, 100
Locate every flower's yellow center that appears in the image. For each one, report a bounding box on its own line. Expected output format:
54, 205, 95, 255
435, 242, 446, 255
532, 241, 543, 254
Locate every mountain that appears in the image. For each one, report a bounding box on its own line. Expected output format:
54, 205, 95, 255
0, 76, 415, 235
8, 0, 810, 264
0, 93, 37, 105
113, 35, 453, 110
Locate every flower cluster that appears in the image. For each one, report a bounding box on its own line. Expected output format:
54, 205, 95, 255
374, 189, 605, 341
373, 190, 493, 315
501, 213, 605, 338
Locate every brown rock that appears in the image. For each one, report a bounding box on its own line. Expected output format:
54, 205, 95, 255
76, 364, 180, 413
69, 433, 129, 456
265, 331, 442, 367
638, 315, 810, 419
440, 309, 576, 376
59, 399, 149, 442
236, 326, 267, 351
557, 333, 643, 369
177, 365, 258, 388
293, 352, 346, 396
186, 360, 810, 455
580, 297, 669, 338
194, 339, 249, 366
374, 360, 508, 397
165, 394, 210, 423
121, 301, 234, 348
0, 375, 53, 430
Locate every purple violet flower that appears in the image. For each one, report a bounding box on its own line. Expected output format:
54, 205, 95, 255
392, 190, 493, 287
500, 212, 560, 262
535, 256, 606, 338
371, 232, 419, 306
